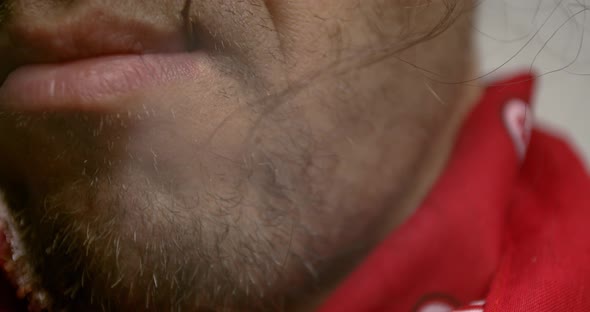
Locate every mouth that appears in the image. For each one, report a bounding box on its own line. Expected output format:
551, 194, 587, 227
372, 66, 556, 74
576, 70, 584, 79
0, 6, 202, 112
0, 53, 202, 112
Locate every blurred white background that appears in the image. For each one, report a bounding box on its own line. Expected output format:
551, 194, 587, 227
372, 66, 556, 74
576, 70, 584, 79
477, 0, 590, 167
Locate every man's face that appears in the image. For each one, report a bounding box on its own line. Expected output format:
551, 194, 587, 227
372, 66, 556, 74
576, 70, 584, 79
0, 0, 472, 310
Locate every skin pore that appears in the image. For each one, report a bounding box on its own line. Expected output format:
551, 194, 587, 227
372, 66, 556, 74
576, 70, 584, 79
0, 0, 476, 311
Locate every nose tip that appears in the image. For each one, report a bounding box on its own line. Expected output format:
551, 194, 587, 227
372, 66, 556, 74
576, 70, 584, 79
0, 2, 190, 90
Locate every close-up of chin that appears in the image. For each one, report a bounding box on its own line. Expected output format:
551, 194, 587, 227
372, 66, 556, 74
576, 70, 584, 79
0, 0, 589, 312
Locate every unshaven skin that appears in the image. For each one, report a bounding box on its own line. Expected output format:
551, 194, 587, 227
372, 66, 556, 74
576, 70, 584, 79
0, 0, 475, 311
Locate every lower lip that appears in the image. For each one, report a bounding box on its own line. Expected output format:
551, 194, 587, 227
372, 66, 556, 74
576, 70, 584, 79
0, 54, 200, 112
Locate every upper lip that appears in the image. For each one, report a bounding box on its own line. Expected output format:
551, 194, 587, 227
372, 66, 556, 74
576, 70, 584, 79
0, 7, 188, 80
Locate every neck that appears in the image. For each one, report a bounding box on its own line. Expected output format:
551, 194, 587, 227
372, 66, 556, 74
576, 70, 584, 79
379, 80, 483, 239
291, 79, 483, 312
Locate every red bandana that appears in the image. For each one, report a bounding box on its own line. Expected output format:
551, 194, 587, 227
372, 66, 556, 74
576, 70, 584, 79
318, 74, 590, 312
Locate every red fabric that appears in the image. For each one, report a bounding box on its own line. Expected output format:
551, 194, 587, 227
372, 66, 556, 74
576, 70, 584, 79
318, 74, 590, 312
